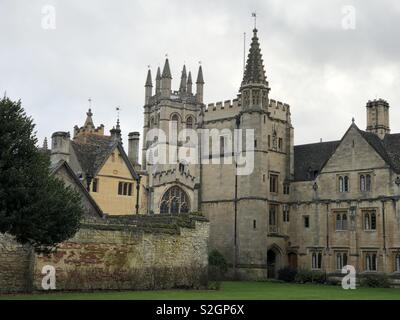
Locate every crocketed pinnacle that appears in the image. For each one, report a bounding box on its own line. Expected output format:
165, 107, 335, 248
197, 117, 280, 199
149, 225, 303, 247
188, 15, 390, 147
241, 28, 267, 87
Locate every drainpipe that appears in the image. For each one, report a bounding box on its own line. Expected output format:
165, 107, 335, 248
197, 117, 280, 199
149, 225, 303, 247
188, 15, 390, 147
135, 176, 141, 215
234, 115, 240, 277
382, 200, 386, 251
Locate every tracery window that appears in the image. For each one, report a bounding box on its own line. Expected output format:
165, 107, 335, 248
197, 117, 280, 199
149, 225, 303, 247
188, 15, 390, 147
160, 186, 190, 215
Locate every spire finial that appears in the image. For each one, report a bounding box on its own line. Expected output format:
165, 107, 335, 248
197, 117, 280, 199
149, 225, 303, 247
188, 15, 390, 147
116, 106, 121, 126
162, 57, 172, 79
352, 117, 355, 124
252, 12, 257, 29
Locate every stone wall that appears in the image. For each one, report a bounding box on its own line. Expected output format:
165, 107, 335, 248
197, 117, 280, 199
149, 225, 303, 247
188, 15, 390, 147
0, 215, 209, 293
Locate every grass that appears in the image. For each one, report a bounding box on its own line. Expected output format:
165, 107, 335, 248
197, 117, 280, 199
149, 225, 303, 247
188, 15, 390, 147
1, 281, 400, 300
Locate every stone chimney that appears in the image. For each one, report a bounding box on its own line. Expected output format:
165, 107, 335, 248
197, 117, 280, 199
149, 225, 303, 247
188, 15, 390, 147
128, 132, 140, 166
51, 131, 70, 164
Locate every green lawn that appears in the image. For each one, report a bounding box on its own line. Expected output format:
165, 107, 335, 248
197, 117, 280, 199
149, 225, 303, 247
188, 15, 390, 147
1, 281, 400, 300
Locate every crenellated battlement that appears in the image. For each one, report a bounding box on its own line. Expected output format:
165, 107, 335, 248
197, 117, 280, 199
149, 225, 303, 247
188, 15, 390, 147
269, 99, 290, 112
267, 98, 291, 122
205, 98, 240, 112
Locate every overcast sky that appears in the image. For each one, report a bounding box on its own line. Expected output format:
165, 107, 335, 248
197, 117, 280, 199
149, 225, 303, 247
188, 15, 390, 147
1, 0, 400, 149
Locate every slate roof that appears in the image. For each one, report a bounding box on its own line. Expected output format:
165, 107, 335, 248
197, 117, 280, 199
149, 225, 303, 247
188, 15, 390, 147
71, 135, 117, 178
294, 126, 400, 181
50, 160, 103, 217
294, 140, 340, 181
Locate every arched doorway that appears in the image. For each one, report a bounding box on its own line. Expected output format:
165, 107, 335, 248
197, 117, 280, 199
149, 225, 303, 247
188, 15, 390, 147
267, 246, 282, 279
288, 252, 298, 269
267, 250, 277, 278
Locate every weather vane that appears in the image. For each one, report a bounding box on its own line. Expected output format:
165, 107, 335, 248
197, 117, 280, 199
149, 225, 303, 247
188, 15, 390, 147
88, 98, 92, 109
252, 12, 257, 29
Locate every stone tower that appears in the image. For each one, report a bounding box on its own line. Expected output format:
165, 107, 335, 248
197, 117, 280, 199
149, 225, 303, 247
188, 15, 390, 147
142, 58, 204, 215
366, 98, 390, 139
200, 27, 293, 279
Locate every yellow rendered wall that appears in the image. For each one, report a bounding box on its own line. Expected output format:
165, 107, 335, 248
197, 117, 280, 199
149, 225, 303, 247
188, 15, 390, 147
89, 148, 139, 215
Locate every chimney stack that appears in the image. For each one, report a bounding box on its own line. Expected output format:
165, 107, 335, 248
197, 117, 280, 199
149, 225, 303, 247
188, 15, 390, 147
128, 132, 140, 166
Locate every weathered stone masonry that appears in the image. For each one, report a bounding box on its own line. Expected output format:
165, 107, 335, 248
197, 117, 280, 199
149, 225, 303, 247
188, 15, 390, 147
0, 215, 209, 293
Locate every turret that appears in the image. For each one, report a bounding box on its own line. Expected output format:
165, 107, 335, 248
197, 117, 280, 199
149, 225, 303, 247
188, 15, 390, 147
155, 67, 161, 95
145, 69, 152, 105
110, 118, 122, 143
179, 65, 187, 94
128, 132, 140, 167
196, 65, 204, 104
366, 99, 390, 139
161, 58, 172, 99
51, 131, 70, 164
240, 28, 270, 110
187, 71, 193, 95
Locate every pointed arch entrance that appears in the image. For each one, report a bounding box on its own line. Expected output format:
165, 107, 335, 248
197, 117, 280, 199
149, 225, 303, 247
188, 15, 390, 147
267, 245, 282, 279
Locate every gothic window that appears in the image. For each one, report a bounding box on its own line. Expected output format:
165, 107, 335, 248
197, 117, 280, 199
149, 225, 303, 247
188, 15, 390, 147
268, 135, 271, 148
360, 175, 366, 191
270, 174, 278, 193
118, 182, 133, 196
283, 183, 290, 195
365, 252, 377, 271
186, 116, 194, 129
278, 138, 283, 151
336, 212, 348, 231
269, 204, 277, 226
243, 90, 250, 107
272, 130, 277, 150
339, 176, 344, 192
159, 186, 190, 215
344, 176, 349, 192
366, 174, 371, 191
336, 252, 348, 270
252, 90, 260, 105
220, 136, 226, 156
283, 205, 290, 222
364, 210, 376, 230
312, 251, 322, 269
339, 175, 349, 192
262, 91, 268, 108
360, 174, 371, 192
396, 254, 400, 272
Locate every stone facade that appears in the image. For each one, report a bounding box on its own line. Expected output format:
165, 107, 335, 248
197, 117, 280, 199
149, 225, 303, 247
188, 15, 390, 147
142, 26, 400, 280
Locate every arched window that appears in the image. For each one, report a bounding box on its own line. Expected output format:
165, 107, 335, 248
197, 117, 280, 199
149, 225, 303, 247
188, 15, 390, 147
159, 186, 190, 215
360, 175, 365, 191
371, 212, 376, 230
364, 212, 370, 230
344, 176, 349, 192
339, 176, 344, 192
336, 214, 342, 230
366, 253, 377, 271
171, 114, 181, 134
342, 214, 348, 230
186, 116, 194, 129
366, 174, 371, 191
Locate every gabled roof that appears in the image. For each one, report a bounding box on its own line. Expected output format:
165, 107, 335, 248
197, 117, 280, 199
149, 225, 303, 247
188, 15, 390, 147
294, 140, 340, 181
293, 123, 400, 181
50, 160, 103, 217
71, 134, 140, 180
